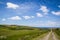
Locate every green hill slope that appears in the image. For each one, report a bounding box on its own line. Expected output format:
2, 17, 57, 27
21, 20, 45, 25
0, 25, 49, 40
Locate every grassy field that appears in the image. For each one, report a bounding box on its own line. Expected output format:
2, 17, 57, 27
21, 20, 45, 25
0, 25, 49, 40
53, 28, 60, 40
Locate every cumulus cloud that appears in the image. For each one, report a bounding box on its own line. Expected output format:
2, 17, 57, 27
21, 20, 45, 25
7, 2, 19, 9
46, 21, 57, 26
52, 11, 60, 16
8, 16, 21, 20
31, 16, 35, 18
2, 18, 6, 21
58, 5, 60, 8
44, 21, 60, 27
32, 21, 60, 27
39, 6, 49, 15
23, 16, 34, 19
36, 13, 43, 17
23, 16, 30, 19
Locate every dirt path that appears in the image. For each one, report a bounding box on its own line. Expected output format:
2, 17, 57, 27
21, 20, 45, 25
41, 31, 58, 40
33, 30, 58, 40
51, 32, 58, 40
39, 31, 51, 40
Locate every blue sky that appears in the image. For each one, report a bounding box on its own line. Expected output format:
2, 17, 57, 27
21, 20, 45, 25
0, 0, 60, 27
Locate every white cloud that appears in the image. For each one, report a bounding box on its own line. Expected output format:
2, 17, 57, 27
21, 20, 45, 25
39, 6, 49, 14
2, 18, 6, 21
52, 11, 60, 16
32, 21, 60, 27
8, 16, 21, 20
36, 13, 43, 17
23, 16, 34, 19
31, 16, 35, 18
58, 5, 60, 8
7, 2, 19, 9
23, 16, 31, 19
44, 21, 60, 27
46, 21, 57, 26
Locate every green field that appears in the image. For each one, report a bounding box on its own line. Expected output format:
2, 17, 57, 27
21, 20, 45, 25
53, 28, 60, 40
0, 25, 60, 40
0, 25, 49, 40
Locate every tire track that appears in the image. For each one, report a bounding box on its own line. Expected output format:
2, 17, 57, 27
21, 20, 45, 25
39, 32, 51, 40
52, 32, 58, 40
33, 30, 58, 40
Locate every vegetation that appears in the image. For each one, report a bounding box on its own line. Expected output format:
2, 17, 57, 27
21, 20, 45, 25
0, 25, 49, 40
54, 28, 60, 39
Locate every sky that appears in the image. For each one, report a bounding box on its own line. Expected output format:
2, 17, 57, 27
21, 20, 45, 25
0, 0, 60, 27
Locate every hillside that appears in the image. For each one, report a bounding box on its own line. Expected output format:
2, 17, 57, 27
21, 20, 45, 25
0, 25, 49, 40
